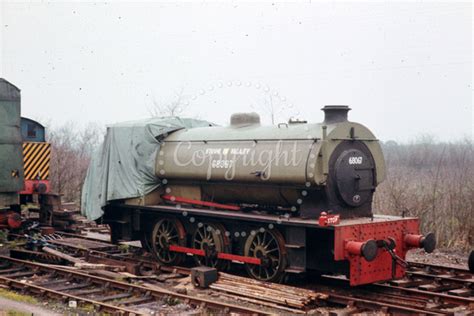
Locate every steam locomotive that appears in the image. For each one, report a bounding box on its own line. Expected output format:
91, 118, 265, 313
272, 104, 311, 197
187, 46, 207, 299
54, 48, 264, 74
104, 105, 435, 286
0, 78, 51, 229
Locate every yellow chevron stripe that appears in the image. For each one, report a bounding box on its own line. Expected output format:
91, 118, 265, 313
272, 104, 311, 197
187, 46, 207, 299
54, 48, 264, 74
25, 145, 49, 177
22, 143, 34, 158
24, 143, 43, 163
39, 162, 50, 180
25, 149, 49, 180
37, 144, 51, 180
23, 142, 41, 161
23, 143, 49, 165
26, 149, 50, 180
23, 142, 51, 180
35, 153, 51, 179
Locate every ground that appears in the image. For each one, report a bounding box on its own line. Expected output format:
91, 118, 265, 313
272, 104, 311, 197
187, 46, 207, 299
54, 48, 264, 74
0, 297, 62, 316
407, 248, 470, 269
0, 289, 62, 316
0, 284, 92, 315
0, 237, 471, 315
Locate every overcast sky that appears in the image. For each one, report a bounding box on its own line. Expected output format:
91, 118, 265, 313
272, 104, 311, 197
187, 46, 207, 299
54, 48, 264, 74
0, 1, 472, 142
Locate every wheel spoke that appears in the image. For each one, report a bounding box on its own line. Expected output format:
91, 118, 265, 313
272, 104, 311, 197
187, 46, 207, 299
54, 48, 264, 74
264, 235, 274, 249
168, 234, 178, 240
159, 226, 166, 235
262, 231, 267, 245
269, 255, 280, 268
266, 247, 279, 254
197, 228, 204, 239
264, 267, 271, 279
245, 230, 285, 281
192, 223, 226, 269
152, 219, 185, 265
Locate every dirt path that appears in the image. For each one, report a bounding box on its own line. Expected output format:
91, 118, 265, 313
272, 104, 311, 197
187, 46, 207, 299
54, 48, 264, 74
0, 297, 62, 316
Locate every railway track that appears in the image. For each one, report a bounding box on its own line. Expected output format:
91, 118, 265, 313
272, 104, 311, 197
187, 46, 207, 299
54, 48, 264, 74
320, 275, 473, 314
6, 232, 474, 315
406, 260, 474, 288
319, 260, 473, 315
0, 255, 269, 315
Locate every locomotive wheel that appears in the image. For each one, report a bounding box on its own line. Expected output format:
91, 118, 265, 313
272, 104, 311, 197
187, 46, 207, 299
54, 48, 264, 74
192, 223, 229, 270
244, 229, 287, 282
151, 217, 186, 265
140, 233, 152, 252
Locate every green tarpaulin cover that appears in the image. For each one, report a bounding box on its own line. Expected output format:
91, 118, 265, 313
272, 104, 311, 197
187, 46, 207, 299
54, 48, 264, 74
81, 117, 213, 220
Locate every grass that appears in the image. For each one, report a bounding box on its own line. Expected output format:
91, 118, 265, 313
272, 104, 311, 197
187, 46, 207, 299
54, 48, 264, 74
0, 288, 38, 305
2, 310, 32, 316
0, 288, 101, 315
118, 244, 130, 253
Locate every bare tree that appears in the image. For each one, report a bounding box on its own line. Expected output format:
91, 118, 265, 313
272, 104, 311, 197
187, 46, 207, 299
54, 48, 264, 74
252, 92, 302, 125
374, 138, 474, 250
263, 94, 276, 125
149, 88, 188, 117
47, 122, 103, 203
251, 94, 276, 125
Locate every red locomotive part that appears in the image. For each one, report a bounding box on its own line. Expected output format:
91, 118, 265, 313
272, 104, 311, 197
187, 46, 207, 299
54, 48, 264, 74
162, 195, 241, 211
169, 244, 262, 265
19, 180, 50, 195
0, 211, 22, 229
334, 218, 421, 285
318, 212, 341, 226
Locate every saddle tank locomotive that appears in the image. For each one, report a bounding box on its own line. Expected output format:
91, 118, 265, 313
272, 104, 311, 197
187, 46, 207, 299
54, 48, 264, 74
104, 106, 435, 285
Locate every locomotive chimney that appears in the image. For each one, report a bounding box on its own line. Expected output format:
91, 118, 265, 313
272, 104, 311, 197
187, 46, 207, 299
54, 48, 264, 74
322, 105, 351, 124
